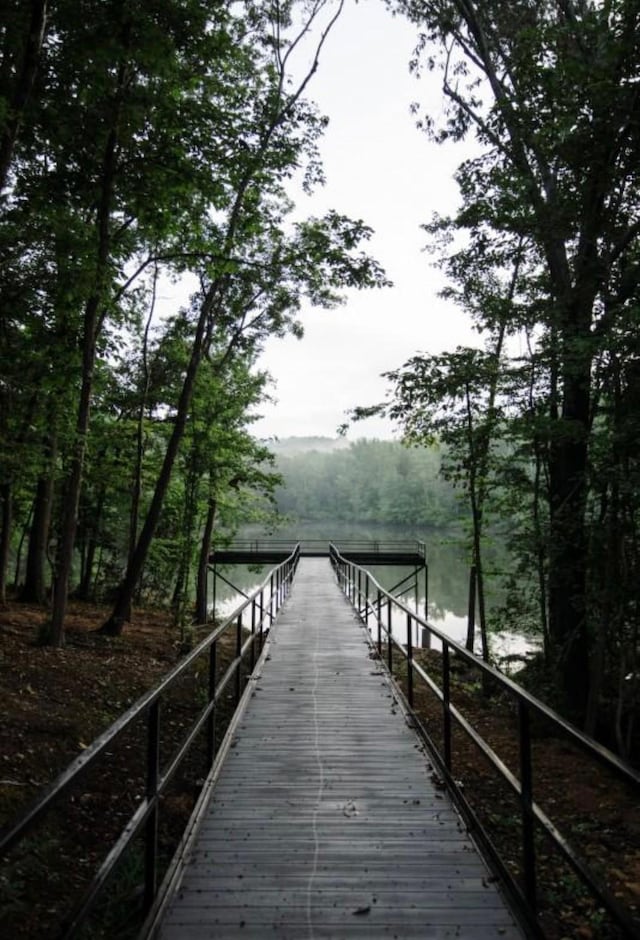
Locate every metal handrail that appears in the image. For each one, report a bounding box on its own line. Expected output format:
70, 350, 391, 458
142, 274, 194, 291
329, 543, 640, 939
0, 545, 300, 938
214, 538, 426, 556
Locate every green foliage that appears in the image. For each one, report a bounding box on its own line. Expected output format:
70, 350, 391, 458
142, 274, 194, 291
273, 438, 461, 527
0, 1, 389, 638
387, 0, 640, 732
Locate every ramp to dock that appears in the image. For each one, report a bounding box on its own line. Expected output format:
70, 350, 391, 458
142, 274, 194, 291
157, 558, 523, 939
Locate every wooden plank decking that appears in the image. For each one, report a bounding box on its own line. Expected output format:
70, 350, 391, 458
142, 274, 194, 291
156, 558, 524, 940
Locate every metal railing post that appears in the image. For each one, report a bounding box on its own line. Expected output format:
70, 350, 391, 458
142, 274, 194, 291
466, 564, 476, 652
269, 572, 275, 623
250, 598, 256, 671
259, 588, 265, 646
519, 701, 537, 910
365, 578, 370, 626
387, 597, 393, 674
442, 644, 452, 771
235, 612, 242, 705
424, 561, 429, 624
377, 589, 382, 656
144, 701, 160, 912
206, 641, 217, 767
406, 611, 414, 708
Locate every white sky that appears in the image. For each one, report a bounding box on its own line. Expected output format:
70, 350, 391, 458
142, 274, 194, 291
252, 0, 479, 441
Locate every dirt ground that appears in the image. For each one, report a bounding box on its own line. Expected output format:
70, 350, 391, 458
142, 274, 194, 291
0, 599, 243, 938
1, 601, 639, 938
404, 648, 640, 940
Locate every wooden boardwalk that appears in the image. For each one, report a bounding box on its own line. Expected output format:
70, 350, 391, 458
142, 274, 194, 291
156, 559, 524, 940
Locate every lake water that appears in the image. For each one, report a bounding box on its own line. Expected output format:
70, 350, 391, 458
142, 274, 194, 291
210, 521, 541, 669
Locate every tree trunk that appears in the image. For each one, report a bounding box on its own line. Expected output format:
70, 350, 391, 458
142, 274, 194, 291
75, 483, 106, 601
99, 297, 212, 636
125, 265, 157, 619
13, 502, 33, 589
172, 557, 188, 626
547, 302, 592, 721
0, 0, 48, 193
464, 381, 490, 663
49, 353, 96, 644
0, 482, 13, 604
470, 497, 490, 662
78, 534, 97, 601
47, 42, 127, 645
21, 472, 54, 603
585, 485, 617, 738
195, 495, 217, 625
532, 447, 549, 659
465, 564, 476, 652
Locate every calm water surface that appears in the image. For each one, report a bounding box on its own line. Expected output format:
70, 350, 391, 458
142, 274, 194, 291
210, 522, 541, 668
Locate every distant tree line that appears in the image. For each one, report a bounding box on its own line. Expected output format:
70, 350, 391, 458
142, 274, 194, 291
273, 439, 462, 527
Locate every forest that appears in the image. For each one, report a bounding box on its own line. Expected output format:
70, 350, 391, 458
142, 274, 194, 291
339, 0, 640, 754
1, 3, 640, 937
1, 0, 639, 757
0, 1, 386, 638
272, 437, 461, 526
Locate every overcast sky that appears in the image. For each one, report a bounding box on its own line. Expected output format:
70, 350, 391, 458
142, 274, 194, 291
251, 0, 479, 441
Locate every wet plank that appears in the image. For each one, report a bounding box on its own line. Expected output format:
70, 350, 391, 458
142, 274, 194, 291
156, 558, 524, 939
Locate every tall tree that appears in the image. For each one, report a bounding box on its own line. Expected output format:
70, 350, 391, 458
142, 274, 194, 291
390, 0, 640, 720
98, 0, 388, 635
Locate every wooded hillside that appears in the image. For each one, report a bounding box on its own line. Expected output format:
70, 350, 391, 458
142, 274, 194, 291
272, 438, 461, 526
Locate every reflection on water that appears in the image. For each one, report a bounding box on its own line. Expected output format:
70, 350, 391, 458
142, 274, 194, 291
210, 523, 541, 668
364, 590, 541, 668
211, 564, 273, 621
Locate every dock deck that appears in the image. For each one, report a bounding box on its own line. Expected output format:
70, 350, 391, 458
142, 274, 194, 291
210, 539, 426, 567
156, 558, 524, 939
